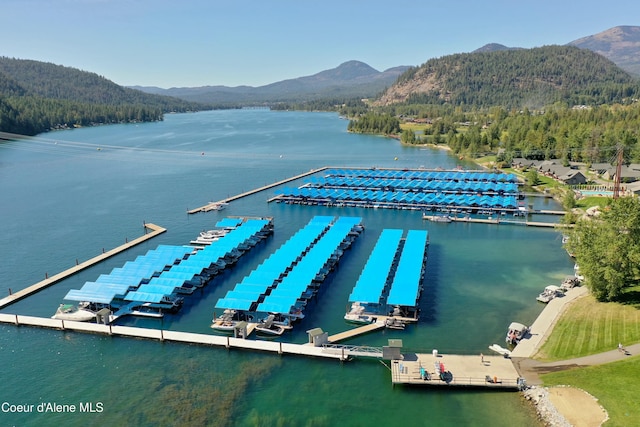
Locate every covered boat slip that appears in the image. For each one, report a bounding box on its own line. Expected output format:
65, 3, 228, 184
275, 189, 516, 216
215, 216, 364, 319
323, 168, 518, 183
348, 229, 403, 307
277, 187, 518, 211
348, 229, 429, 318
307, 176, 518, 195
386, 230, 429, 312
63, 217, 273, 320
274, 167, 521, 212
216, 215, 335, 311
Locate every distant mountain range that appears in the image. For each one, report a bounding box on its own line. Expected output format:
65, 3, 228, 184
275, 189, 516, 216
133, 26, 640, 106
130, 61, 411, 106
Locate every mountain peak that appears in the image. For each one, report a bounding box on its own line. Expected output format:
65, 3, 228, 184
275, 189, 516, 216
472, 43, 521, 53
312, 60, 380, 82
569, 25, 640, 75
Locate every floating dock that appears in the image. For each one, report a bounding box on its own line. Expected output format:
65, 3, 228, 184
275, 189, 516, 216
0, 223, 166, 310
188, 167, 329, 214
274, 168, 523, 213
390, 352, 523, 390
424, 215, 572, 228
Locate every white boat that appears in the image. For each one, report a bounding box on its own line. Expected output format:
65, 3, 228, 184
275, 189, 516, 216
344, 302, 376, 325
210, 309, 240, 332
51, 303, 96, 322
255, 314, 287, 336
422, 214, 452, 223
385, 317, 405, 330
488, 344, 512, 357
191, 229, 228, 245
536, 285, 563, 303
506, 322, 529, 345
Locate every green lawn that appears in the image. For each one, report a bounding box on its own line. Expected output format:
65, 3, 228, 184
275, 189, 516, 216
576, 195, 611, 209
536, 292, 640, 425
535, 293, 640, 362
540, 357, 640, 427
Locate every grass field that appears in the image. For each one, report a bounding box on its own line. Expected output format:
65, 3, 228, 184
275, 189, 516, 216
540, 357, 640, 427
536, 291, 640, 425
535, 292, 640, 362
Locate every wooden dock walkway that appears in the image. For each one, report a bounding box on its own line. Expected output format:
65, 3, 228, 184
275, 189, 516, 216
326, 315, 419, 343
0, 223, 166, 309
390, 352, 522, 390
188, 167, 328, 214
0, 313, 349, 361
327, 320, 387, 342
427, 216, 572, 228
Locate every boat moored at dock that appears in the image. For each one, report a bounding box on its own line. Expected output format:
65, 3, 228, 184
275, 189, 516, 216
536, 285, 563, 303
506, 322, 529, 345
51, 303, 96, 322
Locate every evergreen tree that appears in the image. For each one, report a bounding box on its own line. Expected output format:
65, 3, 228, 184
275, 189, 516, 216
567, 197, 640, 301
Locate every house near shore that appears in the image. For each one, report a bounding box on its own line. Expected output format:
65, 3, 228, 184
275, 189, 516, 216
511, 158, 587, 185
558, 170, 587, 185
588, 163, 640, 183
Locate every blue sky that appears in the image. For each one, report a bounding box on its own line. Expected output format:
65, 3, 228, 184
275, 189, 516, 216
2, 0, 638, 88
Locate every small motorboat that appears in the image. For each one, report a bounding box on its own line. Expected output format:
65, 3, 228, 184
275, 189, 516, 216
385, 317, 405, 330
536, 285, 563, 303
51, 303, 96, 322
506, 322, 529, 345
211, 309, 241, 333
255, 314, 287, 336
344, 302, 376, 325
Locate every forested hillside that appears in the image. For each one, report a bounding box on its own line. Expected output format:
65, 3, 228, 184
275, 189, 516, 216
377, 45, 640, 109
0, 57, 206, 135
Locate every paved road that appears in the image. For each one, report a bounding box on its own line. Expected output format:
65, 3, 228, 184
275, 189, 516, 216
514, 344, 638, 385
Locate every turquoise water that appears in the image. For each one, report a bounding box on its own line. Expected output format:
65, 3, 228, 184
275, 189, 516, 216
0, 110, 571, 426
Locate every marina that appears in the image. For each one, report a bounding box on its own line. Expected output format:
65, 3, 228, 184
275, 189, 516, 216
0, 110, 576, 426
0, 193, 526, 392
59, 217, 274, 322
0, 162, 564, 392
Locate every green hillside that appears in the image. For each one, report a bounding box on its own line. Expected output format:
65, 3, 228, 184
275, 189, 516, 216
0, 57, 207, 136
378, 45, 640, 109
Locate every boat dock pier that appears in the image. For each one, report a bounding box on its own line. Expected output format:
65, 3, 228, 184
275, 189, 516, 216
0, 223, 166, 310
0, 311, 522, 390
0, 313, 350, 361
425, 215, 572, 228
326, 315, 418, 343
390, 352, 522, 390
188, 167, 329, 214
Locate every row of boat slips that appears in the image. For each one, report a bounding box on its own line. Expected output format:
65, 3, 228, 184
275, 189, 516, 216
276, 187, 518, 210
324, 168, 518, 183
347, 229, 429, 319
61, 217, 273, 321
214, 216, 364, 323
306, 176, 518, 196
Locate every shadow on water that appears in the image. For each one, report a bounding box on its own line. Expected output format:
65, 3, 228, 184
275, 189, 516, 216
418, 242, 442, 325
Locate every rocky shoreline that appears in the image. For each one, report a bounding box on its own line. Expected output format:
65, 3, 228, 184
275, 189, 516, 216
523, 386, 572, 427
522, 385, 608, 427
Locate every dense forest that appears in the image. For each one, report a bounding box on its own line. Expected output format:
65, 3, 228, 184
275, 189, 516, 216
397, 103, 640, 165
345, 45, 640, 164
0, 57, 207, 135
378, 46, 640, 108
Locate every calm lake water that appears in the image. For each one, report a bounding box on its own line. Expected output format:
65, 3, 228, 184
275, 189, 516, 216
0, 110, 572, 426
